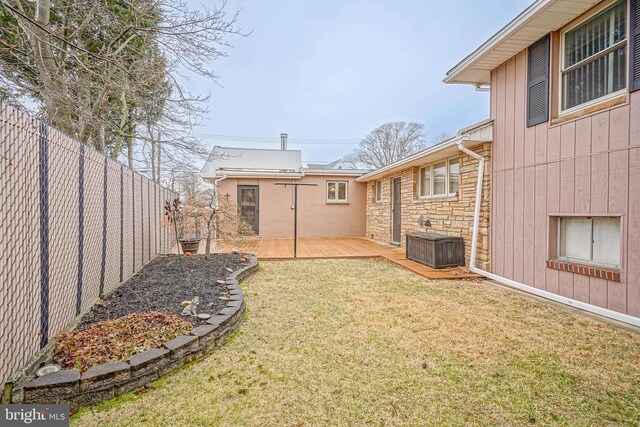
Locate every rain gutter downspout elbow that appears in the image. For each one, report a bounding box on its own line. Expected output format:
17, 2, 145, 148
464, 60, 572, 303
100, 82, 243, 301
213, 175, 227, 210
457, 140, 640, 328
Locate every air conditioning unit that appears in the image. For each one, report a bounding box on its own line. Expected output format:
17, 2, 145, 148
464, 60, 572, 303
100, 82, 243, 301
406, 232, 465, 269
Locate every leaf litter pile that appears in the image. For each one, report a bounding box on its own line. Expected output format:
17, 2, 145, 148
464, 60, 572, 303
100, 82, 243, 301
51, 253, 243, 372
52, 312, 191, 372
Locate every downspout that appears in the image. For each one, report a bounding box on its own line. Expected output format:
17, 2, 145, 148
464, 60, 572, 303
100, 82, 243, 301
457, 141, 640, 328
214, 175, 227, 210
457, 138, 483, 267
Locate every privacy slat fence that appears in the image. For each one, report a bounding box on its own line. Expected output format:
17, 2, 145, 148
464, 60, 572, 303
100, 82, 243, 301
0, 102, 177, 386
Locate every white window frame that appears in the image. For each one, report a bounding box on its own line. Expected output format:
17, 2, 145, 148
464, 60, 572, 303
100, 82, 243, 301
327, 180, 348, 202
557, 216, 621, 269
558, 0, 628, 116
418, 156, 460, 199
375, 180, 382, 202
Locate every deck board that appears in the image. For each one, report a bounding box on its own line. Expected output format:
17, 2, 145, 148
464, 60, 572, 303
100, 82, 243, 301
179, 237, 480, 280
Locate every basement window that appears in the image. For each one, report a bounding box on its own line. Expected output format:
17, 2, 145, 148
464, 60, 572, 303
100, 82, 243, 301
327, 181, 348, 202
558, 217, 621, 268
560, 0, 627, 113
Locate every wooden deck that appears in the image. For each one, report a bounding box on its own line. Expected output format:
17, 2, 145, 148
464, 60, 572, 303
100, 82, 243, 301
203, 237, 480, 280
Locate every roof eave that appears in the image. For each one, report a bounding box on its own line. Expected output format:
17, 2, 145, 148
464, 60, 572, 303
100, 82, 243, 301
202, 170, 304, 180
444, 0, 554, 85
356, 121, 493, 182
304, 169, 370, 177
444, 0, 601, 86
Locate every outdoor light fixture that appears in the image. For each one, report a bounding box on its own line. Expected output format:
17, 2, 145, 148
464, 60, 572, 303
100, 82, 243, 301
418, 215, 431, 228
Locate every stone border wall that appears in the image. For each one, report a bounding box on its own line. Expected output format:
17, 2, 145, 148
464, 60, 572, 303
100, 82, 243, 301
7, 254, 258, 411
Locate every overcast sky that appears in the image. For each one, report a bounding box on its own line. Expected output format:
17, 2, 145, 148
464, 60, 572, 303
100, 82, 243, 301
185, 0, 531, 163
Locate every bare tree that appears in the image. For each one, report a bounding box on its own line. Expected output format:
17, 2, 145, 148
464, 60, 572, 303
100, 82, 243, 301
431, 131, 453, 145
343, 122, 426, 169
0, 0, 244, 172
204, 196, 252, 259
177, 173, 252, 259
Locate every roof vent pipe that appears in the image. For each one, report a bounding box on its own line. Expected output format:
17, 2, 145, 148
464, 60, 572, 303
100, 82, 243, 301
280, 133, 288, 150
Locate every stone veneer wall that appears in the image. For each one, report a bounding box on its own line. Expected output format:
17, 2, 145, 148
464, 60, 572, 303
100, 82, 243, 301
365, 143, 491, 269
6, 255, 258, 412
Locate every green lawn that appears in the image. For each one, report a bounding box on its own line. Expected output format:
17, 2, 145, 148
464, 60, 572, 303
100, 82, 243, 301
73, 259, 640, 426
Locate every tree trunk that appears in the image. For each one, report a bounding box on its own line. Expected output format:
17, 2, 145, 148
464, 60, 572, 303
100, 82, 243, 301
95, 125, 105, 152
127, 136, 134, 169
111, 92, 128, 161
156, 131, 161, 183
23, 0, 74, 134
149, 124, 156, 182
205, 213, 215, 260
126, 120, 134, 169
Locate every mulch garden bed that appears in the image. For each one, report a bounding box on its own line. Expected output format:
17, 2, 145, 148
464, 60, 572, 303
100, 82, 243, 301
77, 253, 243, 329
45, 253, 248, 373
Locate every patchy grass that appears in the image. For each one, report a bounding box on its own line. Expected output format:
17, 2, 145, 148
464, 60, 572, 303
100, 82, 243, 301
72, 259, 640, 426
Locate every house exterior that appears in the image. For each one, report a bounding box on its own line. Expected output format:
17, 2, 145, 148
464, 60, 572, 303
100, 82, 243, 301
201, 143, 369, 238
356, 120, 493, 268
444, 0, 640, 324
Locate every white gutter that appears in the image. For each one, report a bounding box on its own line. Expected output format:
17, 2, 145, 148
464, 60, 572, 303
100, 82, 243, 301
209, 171, 304, 179
213, 175, 227, 210
358, 119, 493, 183
304, 170, 369, 177
458, 143, 640, 328
356, 136, 465, 182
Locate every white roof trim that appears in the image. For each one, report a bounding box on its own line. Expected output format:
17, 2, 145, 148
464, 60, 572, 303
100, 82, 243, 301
444, 0, 601, 86
204, 171, 304, 180
304, 169, 370, 176
356, 120, 493, 182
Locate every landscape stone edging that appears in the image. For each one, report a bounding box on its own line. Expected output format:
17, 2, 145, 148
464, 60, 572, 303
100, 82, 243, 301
11, 254, 258, 411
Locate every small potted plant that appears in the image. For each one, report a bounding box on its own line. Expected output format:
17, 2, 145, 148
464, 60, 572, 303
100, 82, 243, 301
178, 237, 200, 254
178, 196, 204, 254
165, 197, 202, 255
165, 177, 255, 259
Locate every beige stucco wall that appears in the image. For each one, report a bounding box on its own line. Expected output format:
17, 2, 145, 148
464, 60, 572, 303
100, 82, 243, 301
365, 143, 491, 268
217, 174, 366, 238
